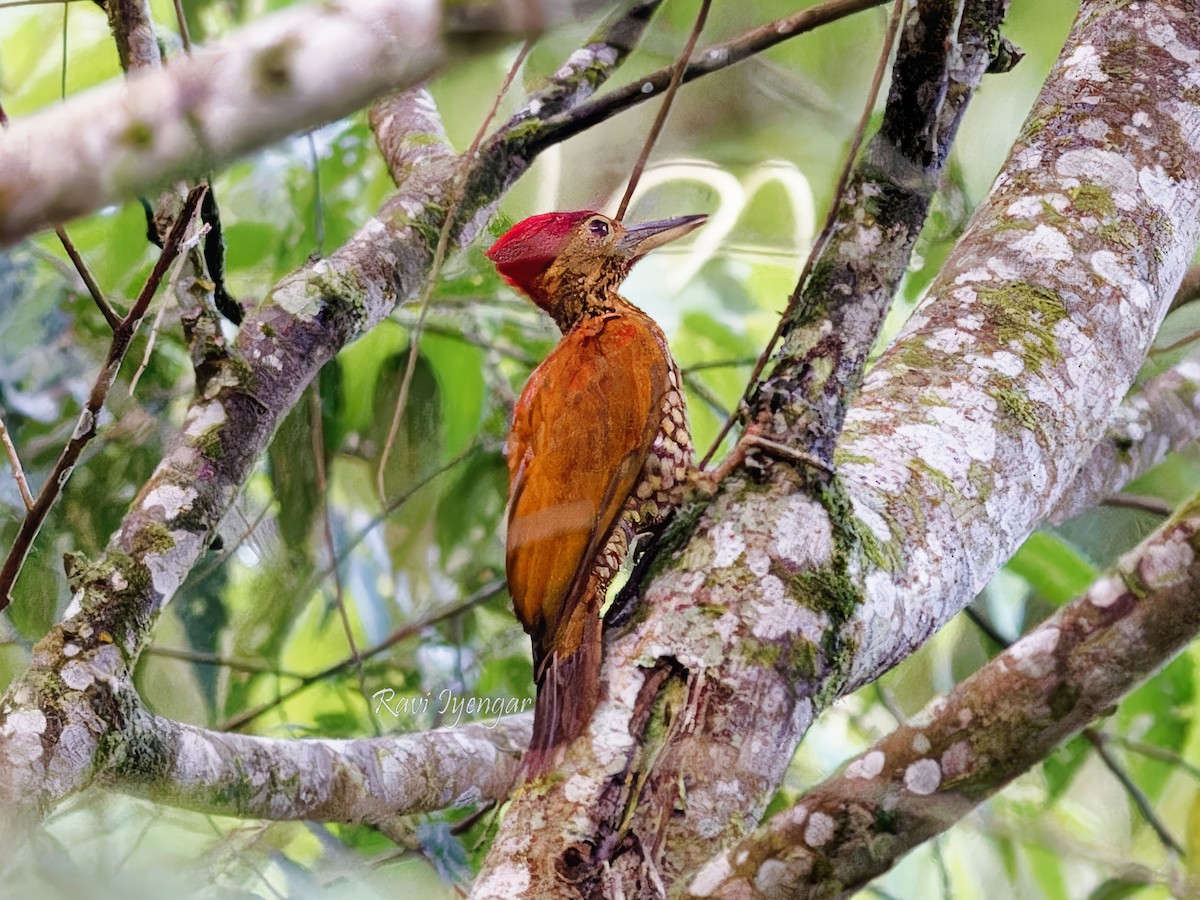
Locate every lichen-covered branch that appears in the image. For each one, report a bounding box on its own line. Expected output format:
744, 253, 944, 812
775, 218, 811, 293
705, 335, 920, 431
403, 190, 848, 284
0, 0, 599, 245
689, 491, 1200, 898
838, 0, 1200, 688
1048, 357, 1200, 523
0, 89, 456, 846
752, 0, 1011, 465
117, 711, 531, 822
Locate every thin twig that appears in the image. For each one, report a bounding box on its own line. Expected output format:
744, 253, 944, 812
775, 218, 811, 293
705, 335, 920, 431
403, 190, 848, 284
613, 0, 712, 221
0, 185, 207, 612
0, 0, 86, 7
1102, 732, 1200, 783
0, 414, 35, 510
376, 40, 533, 504
310, 387, 377, 734
1101, 493, 1173, 517
700, 0, 905, 467
171, 0, 192, 52
55, 227, 121, 329
60, 2, 68, 99
147, 645, 305, 678
510, 0, 889, 158
1083, 729, 1184, 857
130, 222, 211, 395
217, 579, 506, 731
301, 444, 478, 604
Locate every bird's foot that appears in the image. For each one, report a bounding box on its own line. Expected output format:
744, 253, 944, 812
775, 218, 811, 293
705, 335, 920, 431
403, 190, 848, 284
688, 425, 831, 497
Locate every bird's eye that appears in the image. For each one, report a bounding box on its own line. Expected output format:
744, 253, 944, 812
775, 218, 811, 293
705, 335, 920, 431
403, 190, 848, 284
588, 218, 611, 238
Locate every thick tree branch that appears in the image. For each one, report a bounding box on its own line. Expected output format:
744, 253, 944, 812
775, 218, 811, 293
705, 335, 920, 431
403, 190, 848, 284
838, 0, 1200, 687
689, 492, 1200, 898
1049, 357, 1200, 524
752, 0, 1010, 465
116, 711, 530, 822
0, 0, 598, 245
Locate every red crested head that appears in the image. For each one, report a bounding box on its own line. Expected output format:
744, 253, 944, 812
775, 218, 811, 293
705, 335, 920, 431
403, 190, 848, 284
485, 209, 707, 328
485, 211, 595, 297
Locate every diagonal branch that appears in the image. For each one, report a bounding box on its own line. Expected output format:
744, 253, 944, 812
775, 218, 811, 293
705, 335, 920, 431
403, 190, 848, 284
750, 0, 1012, 465
0, 185, 207, 612
115, 709, 531, 823
470, 0, 1013, 894
690, 490, 1200, 898
0, 0, 599, 245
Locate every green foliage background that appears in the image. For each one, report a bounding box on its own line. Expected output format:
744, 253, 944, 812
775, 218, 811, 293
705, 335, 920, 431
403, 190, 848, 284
1, 0, 1198, 897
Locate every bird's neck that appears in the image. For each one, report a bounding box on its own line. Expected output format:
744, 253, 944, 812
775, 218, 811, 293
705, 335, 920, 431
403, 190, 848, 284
533, 261, 634, 332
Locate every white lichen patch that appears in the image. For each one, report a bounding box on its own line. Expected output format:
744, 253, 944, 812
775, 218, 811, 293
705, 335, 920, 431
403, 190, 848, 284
1008, 624, 1060, 678
1005, 196, 1046, 219
941, 740, 974, 780
752, 579, 828, 643
1078, 118, 1111, 142
185, 401, 226, 436
72, 409, 95, 441
472, 863, 532, 900
60, 661, 93, 691
6, 708, 47, 737
746, 548, 771, 578
1061, 44, 1109, 83
177, 729, 223, 781
755, 860, 793, 895
1145, 18, 1200, 64
912, 733, 931, 754
903, 758, 942, 795
1008, 224, 1072, 261
1089, 574, 1126, 608
845, 749, 885, 779
1139, 530, 1194, 589
710, 520, 746, 569
1090, 251, 1153, 312
804, 811, 834, 847
143, 484, 196, 519
1132, 111, 1152, 128
144, 530, 204, 600
688, 855, 733, 897
771, 494, 833, 569
62, 643, 80, 658
1056, 149, 1140, 211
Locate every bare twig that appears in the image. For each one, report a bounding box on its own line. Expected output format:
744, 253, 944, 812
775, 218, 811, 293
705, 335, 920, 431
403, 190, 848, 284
1101, 493, 1173, 517
510, 0, 889, 158
147, 645, 305, 678
217, 579, 506, 731
376, 40, 532, 503
310, 387, 375, 733
0, 185, 206, 611
55, 226, 121, 329
1083, 729, 1184, 856
0, 414, 35, 510
613, 0, 712, 221
700, 0, 905, 467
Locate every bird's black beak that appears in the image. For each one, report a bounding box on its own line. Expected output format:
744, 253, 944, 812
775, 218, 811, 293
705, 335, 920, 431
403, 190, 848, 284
617, 214, 707, 259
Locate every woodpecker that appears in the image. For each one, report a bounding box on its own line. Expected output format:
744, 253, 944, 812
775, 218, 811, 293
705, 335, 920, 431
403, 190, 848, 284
486, 210, 705, 775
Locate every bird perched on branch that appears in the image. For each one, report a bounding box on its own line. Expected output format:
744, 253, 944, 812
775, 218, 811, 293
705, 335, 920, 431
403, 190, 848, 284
486, 209, 706, 776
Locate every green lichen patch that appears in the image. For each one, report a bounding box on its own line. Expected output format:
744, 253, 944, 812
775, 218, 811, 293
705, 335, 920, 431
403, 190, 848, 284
987, 384, 1041, 431
976, 282, 1069, 371
1068, 184, 1116, 219
122, 120, 155, 151
254, 37, 299, 94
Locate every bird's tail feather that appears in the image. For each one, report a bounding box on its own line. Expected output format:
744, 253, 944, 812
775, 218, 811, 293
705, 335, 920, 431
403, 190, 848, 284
523, 598, 601, 778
